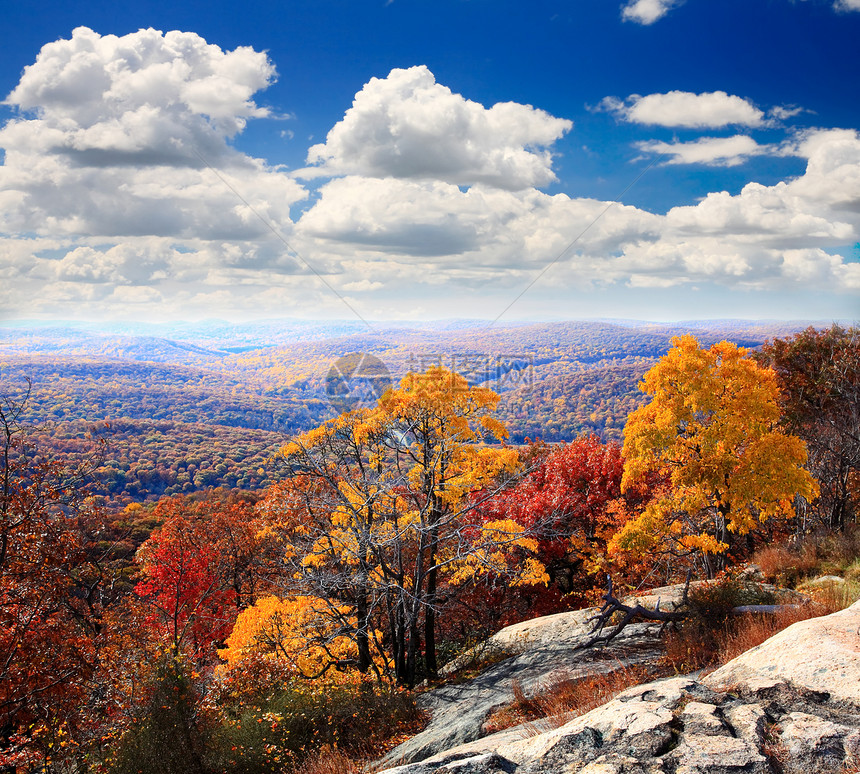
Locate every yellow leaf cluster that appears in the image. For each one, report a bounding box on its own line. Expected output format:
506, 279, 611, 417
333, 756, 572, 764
446, 519, 547, 586
614, 335, 819, 559
218, 596, 356, 678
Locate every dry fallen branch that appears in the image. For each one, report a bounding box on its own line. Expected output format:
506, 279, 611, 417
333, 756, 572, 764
577, 572, 692, 650
577, 574, 806, 651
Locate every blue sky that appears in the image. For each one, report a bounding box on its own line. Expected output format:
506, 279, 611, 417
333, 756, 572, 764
1, 0, 858, 323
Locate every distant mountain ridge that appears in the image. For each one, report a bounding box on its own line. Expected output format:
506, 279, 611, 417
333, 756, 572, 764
0, 318, 823, 501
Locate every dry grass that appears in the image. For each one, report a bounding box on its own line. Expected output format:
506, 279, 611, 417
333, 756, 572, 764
660, 561, 860, 675
292, 747, 361, 774
482, 663, 672, 735
846, 558, 860, 582
716, 604, 829, 664
664, 590, 852, 674
292, 707, 437, 774
754, 543, 820, 587
662, 622, 720, 673
800, 576, 860, 609
753, 526, 860, 588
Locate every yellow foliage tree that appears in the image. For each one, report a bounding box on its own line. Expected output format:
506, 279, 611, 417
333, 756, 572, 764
218, 596, 357, 680
262, 367, 539, 686
373, 367, 525, 678
611, 335, 819, 577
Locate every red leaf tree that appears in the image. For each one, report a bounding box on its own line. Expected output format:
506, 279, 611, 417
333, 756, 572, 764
469, 435, 651, 623
133, 492, 266, 664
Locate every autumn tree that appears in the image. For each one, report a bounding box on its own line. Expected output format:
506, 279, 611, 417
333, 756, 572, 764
89, 491, 270, 769
756, 324, 859, 532
260, 367, 540, 687
612, 335, 818, 578
218, 595, 362, 680
133, 492, 267, 664
258, 410, 401, 679
482, 437, 620, 596
0, 384, 111, 768
376, 368, 537, 679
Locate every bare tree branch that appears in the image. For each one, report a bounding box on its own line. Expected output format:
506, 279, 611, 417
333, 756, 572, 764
576, 572, 692, 650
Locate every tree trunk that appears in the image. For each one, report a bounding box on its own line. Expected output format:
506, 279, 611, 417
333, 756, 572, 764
405, 612, 420, 688
356, 590, 371, 673
424, 564, 438, 678
405, 534, 427, 688
423, 492, 442, 679
703, 552, 716, 580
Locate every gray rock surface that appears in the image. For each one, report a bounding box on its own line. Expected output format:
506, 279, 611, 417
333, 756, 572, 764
376, 598, 860, 774
382, 604, 668, 768
668, 734, 769, 774
703, 598, 860, 705
776, 712, 860, 774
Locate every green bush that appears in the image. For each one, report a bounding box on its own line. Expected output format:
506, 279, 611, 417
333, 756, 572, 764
210, 675, 424, 774
105, 664, 423, 774
107, 658, 211, 774
686, 576, 776, 626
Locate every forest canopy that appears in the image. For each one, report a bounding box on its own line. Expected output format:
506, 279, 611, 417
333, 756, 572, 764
0, 321, 855, 772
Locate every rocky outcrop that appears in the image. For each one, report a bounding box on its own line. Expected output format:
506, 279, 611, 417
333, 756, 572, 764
703, 601, 860, 705
377, 599, 860, 774
379, 599, 675, 768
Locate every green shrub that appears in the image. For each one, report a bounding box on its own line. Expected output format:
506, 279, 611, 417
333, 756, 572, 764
210, 675, 424, 774
845, 558, 860, 582
686, 576, 777, 625
107, 658, 211, 774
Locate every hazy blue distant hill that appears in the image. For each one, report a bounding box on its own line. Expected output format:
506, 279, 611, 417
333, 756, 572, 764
0, 318, 820, 500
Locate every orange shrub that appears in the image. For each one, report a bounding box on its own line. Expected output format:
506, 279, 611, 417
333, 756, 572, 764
292, 747, 361, 774
753, 543, 819, 587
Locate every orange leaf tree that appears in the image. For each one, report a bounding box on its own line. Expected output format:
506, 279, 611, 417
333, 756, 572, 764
611, 335, 819, 578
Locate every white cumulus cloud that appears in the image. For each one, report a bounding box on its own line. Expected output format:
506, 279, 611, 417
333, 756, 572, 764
296, 128, 860, 298
4, 26, 275, 162
621, 0, 858, 25
297, 176, 662, 271
621, 0, 683, 25
0, 27, 306, 242
0, 27, 320, 320
635, 135, 771, 166
625, 128, 860, 289
1, 30, 857, 321
303, 66, 572, 190
602, 90, 766, 128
